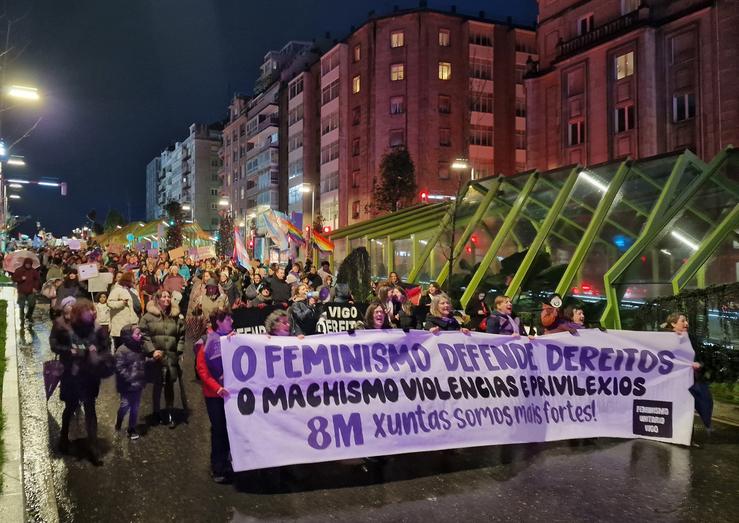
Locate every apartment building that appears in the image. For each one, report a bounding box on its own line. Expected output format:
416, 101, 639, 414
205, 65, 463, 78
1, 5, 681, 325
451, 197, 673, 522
149, 122, 222, 232
525, 0, 739, 170
315, 8, 537, 229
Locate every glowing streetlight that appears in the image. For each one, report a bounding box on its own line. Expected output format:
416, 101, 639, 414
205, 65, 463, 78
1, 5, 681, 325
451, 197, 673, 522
7, 156, 25, 166
8, 183, 22, 189
218, 198, 229, 207
7, 85, 40, 101
8, 194, 20, 199
451, 158, 475, 180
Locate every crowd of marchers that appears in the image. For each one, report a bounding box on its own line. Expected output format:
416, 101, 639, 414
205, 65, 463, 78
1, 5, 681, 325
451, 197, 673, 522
4, 243, 704, 482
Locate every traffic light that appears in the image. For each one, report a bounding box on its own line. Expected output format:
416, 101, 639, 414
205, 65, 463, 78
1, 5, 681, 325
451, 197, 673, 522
323, 226, 331, 233
420, 191, 428, 203
470, 234, 478, 245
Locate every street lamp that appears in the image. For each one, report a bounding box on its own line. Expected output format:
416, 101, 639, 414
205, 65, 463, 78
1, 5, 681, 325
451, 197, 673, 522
451, 158, 475, 180
301, 183, 317, 264
300, 183, 315, 228
8, 194, 20, 199
6, 156, 25, 166
446, 159, 475, 296
182, 203, 194, 222
6, 85, 40, 101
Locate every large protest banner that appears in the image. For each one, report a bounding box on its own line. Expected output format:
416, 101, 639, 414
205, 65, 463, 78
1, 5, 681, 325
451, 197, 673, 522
221, 329, 695, 471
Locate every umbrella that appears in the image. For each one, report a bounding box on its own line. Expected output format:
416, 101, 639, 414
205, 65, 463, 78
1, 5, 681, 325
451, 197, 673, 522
689, 382, 714, 429
3, 250, 41, 273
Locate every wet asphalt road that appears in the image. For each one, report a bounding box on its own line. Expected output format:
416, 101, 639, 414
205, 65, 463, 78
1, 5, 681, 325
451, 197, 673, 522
15, 306, 739, 523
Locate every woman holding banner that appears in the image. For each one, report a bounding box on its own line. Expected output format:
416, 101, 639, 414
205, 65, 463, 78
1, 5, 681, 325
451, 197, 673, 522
363, 302, 391, 329
195, 307, 233, 484
663, 312, 711, 432
424, 293, 470, 334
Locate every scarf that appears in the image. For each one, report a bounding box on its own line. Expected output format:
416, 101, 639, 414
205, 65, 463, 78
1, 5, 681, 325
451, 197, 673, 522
203, 331, 224, 386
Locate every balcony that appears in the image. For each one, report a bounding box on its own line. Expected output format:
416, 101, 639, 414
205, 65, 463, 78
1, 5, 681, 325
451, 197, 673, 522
557, 9, 644, 61
247, 114, 279, 139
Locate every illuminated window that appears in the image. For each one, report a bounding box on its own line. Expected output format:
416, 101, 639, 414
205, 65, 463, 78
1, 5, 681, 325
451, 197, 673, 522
391, 31, 404, 48
615, 51, 634, 80
438, 62, 452, 80
439, 29, 450, 47
390, 63, 405, 81
352, 75, 361, 94
353, 45, 361, 62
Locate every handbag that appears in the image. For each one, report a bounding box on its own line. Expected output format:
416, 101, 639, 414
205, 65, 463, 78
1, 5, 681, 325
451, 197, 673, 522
43, 357, 65, 400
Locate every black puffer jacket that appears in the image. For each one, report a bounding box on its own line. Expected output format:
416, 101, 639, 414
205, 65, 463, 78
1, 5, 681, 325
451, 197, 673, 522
138, 300, 184, 378
51, 319, 111, 402
424, 314, 462, 331
115, 325, 147, 393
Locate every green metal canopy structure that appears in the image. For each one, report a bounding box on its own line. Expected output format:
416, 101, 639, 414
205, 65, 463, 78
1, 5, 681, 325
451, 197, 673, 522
330, 147, 738, 330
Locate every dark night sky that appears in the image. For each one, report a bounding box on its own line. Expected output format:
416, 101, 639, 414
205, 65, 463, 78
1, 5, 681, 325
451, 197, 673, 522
5, 0, 536, 236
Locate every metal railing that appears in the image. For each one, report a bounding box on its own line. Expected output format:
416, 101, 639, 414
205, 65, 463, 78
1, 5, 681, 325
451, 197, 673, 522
558, 10, 641, 60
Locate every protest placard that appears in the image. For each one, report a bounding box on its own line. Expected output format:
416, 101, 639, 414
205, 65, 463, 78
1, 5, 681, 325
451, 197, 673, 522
77, 262, 99, 281
315, 303, 368, 333
68, 239, 81, 250
168, 246, 186, 260
87, 272, 114, 293
147, 248, 159, 258
192, 245, 216, 261
221, 329, 694, 471
108, 243, 124, 254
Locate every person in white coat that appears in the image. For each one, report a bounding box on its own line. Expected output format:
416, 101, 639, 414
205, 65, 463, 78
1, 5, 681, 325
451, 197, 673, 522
108, 271, 141, 347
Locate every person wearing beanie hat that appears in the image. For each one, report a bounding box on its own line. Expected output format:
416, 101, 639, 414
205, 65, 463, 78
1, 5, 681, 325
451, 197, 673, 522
197, 278, 227, 321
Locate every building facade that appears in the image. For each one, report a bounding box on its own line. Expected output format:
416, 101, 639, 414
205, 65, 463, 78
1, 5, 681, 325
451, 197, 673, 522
183, 123, 223, 231
221, 42, 314, 252
145, 156, 160, 220
525, 0, 739, 170
149, 123, 223, 232
313, 9, 536, 229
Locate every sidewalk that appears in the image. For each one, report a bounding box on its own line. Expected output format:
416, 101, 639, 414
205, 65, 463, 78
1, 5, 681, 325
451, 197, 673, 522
714, 400, 739, 427
0, 287, 23, 521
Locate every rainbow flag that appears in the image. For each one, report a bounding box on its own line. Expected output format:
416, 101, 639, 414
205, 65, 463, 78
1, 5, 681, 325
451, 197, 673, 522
312, 230, 334, 252
284, 219, 305, 245
272, 210, 305, 245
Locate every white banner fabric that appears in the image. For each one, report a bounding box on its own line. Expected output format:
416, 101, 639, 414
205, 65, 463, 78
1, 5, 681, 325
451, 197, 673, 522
221, 329, 695, 472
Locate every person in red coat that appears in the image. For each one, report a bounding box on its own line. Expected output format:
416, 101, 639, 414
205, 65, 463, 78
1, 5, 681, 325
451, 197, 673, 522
196, 307, 233, 483
12, 257, 41, 327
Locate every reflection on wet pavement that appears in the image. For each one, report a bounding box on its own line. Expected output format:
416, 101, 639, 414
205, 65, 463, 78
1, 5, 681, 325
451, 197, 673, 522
16, 306, 739, 522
